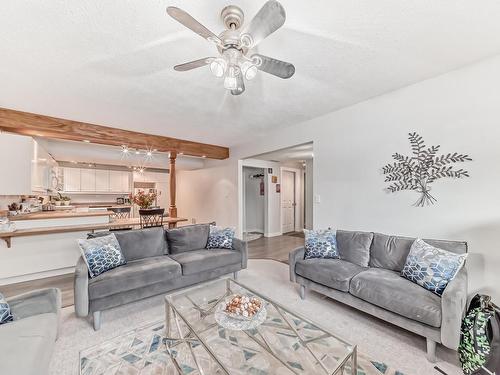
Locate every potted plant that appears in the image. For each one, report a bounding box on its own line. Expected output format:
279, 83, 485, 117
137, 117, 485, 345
61, 195, 71, 206
130, 190, 157, 210
52, 197, 62, 206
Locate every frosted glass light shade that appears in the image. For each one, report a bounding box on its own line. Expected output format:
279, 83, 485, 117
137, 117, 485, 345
210, 58, 227, 78
240, 61, 258, 80
224, 65, 238, 90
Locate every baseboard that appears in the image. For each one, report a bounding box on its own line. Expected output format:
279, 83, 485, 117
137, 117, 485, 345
264, 232, 282, 238
0, 266, 75, 285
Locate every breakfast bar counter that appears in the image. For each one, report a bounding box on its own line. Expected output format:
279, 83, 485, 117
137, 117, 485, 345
9, 210, 112, 221
0, 214, 188, 285
0, 217, 188, 248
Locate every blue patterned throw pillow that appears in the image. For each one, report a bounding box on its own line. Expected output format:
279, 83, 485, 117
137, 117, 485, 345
77, 234, 126, 278
401, 238, 467, 296
0, 293, 13, 325
206, 226, 235, 249
304, 229, 339, 259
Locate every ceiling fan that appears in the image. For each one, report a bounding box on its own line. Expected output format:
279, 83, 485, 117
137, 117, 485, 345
166, 0, 295, 95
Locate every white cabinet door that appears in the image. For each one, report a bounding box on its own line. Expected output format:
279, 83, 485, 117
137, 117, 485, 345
63, 167, 81, 192
95, 170, 109, 192
109, 170, 122, 192
0, 133, 32, 195
80, 169, 96, 191
121, 172, 131, 192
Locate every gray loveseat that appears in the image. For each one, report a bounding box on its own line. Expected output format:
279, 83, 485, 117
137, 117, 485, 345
0, 288, 61, 375
75, 224, 247, 330
289, 230, 467, 362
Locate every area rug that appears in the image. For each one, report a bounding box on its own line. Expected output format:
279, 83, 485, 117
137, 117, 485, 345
50, 260, 462, 375
79, 319, 403, 375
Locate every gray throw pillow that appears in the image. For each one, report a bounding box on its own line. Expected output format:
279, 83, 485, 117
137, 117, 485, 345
206, 226, 235, 249
336, 230, 373, 267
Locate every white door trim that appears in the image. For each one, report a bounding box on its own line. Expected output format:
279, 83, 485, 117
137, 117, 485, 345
280, 166, 303, 233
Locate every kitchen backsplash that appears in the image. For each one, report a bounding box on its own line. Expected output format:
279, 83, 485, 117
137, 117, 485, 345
67, 194, 130, 204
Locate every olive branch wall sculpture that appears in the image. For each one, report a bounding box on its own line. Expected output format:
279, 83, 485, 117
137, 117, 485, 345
382, 132, 472, 206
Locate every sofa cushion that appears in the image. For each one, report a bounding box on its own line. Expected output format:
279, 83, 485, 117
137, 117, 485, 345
336, 230, 373, 267
88, 256, 181, 299
114, 227, 168, 261
295, 259, 366, 292
170, 249, 242, 275
0, 313, 57, 375
350, 268, 442, 327
166, 224, 210, 254
370, 233, 467, 272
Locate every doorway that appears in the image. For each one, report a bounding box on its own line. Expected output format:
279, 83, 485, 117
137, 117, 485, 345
242, 166, 265, 241
281, 170, 296, 233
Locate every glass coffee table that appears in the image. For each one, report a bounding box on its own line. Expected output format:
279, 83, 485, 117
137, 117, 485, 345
164, 278, 357, 374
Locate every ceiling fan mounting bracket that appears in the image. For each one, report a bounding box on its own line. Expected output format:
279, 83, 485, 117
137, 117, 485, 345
221, 5, 244, 30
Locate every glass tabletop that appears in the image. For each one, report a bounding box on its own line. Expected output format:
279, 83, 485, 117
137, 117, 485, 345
164, 278, 356, 375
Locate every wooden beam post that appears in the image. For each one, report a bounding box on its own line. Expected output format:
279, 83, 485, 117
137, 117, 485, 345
169, 151, 177, 219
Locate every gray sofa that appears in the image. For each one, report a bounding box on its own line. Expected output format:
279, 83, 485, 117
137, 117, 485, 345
75, 224, 248, 330
0, 288, 61, 375
289, 230, 468, 362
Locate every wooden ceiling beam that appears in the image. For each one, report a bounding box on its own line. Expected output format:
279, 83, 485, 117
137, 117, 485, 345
0, 107, 229, 160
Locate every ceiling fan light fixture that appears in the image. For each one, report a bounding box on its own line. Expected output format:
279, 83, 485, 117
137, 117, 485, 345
240, 60, 258, 80
209, 57, 227, 78
223, 65, 239, 90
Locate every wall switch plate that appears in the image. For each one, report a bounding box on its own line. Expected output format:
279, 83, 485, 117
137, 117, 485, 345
314, 194, 321, 203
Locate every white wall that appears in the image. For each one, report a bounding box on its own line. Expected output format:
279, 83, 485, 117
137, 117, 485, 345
231, 55, 500, 301
243, 167, 265, 233
177, 162, 238, 227
304, 159, 314, 230
179, 54, 500, 301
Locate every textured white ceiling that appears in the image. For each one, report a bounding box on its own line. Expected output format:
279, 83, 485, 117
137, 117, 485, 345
253, 142, 313, 162
1, 1, 500, 147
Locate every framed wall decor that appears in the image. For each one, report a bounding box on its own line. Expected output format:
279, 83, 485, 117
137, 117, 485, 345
271, 176, 278, 183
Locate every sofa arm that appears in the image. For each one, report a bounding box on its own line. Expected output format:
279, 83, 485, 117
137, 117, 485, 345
441, 267, 468, 349
74, 256, 90, 317
233, 238, 248, 269
289, 247, 305, 283
7, 288, 61, 320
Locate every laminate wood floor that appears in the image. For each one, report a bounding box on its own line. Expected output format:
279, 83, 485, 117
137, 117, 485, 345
0, 233, 305, 308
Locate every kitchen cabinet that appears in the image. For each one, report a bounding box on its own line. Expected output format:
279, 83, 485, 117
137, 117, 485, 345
63, 167, 81, 192
62, 167, 130, 193
80, 169, 96, 191
0, 133, 33, 195
0, 133, 59, 195
95, 170, 109, 192
109, 170, 130, 193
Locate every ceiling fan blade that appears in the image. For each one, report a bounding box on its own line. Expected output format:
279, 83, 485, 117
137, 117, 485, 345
231, 74, 245, 95
252, 54, 295, 79
174, 57, 214, 72
241, 0, 286, 48
167, 7, 222, 44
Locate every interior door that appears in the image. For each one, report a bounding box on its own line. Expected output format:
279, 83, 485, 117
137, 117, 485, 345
281, 170, 295, 233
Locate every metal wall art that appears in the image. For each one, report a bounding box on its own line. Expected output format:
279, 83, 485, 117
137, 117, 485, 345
382, 132, 472, 206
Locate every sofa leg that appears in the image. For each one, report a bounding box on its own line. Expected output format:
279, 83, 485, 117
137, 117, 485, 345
233, 271, 239, 280
299, 285, 306, 300
93, 311, 101, 331
426, 338, 437, 363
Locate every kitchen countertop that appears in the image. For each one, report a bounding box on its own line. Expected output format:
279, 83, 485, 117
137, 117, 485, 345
9, 210, 113, 221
